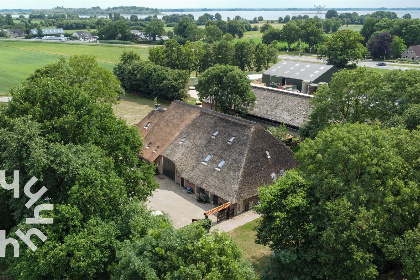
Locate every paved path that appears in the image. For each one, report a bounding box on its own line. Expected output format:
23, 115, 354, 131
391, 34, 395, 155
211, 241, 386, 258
211, 210, 261, 232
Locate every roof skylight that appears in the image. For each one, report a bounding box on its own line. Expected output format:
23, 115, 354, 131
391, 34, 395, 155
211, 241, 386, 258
212, 131, 219, 139
201, 154, 212, 165
266, 150, 271, 159
153, 146, 159, 153
144, 122, 151, 129
179, 136, 186, 144
146, 142, 152, 149
228, 137, 235, 145
215, 160, 226, 171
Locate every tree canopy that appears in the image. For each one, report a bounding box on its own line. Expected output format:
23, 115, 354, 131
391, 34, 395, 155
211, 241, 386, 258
301, 67, 420, 138
256, 123, 420, 280
318, 30, 367, 68
196, 64, 256, 115
0, 55, 257, 279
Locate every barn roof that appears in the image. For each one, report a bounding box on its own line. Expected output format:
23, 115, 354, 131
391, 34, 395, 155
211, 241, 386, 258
137, 101, 298, 203
264, 60, 335, 81
248, 85, 313, 128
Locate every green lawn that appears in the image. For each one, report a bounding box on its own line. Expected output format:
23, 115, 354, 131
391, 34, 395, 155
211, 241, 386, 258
338, 24, 363, 32
228, 218, 271, 278
0, 40, 152, 94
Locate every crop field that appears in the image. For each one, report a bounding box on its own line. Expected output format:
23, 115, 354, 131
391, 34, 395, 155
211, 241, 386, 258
0, 40, 152, 94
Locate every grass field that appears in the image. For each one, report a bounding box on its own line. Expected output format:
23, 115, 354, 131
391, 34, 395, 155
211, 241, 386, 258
112, 93, 168, 125
0, 40, 152, 94
228, 218, 271, 277
338, 24, 363, 32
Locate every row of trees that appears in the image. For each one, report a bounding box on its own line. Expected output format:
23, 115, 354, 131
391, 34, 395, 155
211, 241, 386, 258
0, 56, 257, 279
301, 67, 420, 138
361, 17, 420, 55
149, 39, 278, 74
113, 51, 189, 100
263, 19, 325, 52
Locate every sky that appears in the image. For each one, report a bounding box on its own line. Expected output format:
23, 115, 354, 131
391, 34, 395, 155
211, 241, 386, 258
2, 0, 419, 10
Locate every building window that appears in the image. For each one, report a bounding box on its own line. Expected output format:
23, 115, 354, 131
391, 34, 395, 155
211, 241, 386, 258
215, 160, 226, 171
153, 146, 159, 153
146, 142, 152, 149
228, 137, 235, 145
144, 122, 151, 129
201, 154, 212, 165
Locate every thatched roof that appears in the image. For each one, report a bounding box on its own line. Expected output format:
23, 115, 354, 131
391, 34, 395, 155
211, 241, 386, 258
137, 101, 299, 203
249, 85, 313, 128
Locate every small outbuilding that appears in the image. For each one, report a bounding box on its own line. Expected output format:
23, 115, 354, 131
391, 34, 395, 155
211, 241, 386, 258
262, 60, 339, 94
401, 45, 420, 61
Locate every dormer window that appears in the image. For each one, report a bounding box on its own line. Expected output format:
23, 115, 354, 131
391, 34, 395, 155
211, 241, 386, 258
179, 136, 186, 144
215, 160, 226, 171
212, 131, 219, 139
201, 154, 212, 165
266, 150, 271, 159
146, 142, 152, 149
228, 137, 235, 145
144, 122, 151, 129
153, 146, 159, 153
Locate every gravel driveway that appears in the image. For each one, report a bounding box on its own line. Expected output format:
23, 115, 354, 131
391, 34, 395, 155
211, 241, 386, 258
146, 176, 217, 228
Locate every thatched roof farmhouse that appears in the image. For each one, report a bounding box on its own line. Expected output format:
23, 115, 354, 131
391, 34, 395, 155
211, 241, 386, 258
137, 101, 298, 215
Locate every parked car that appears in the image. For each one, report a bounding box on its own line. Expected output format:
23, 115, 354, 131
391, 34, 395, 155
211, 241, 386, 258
377, 62, 387, 66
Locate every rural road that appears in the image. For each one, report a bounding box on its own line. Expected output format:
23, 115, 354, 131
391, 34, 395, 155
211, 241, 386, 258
278, 54, 420, 71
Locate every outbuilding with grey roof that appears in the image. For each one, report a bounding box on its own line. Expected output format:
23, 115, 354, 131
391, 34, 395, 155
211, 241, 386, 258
262, 60, 339, 93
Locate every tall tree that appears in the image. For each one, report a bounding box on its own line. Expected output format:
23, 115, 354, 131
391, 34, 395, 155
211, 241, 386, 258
145, 18, 164, 41
390, 35, 407, 59
318, 30, 367, 68
256, 123, 420, 280
280, 21, 301, 51
98, 20, 131, 41
196, 64, 256, 115
367, 31, 394, 59
300, 19, 324, 52
234, 41, 255, 71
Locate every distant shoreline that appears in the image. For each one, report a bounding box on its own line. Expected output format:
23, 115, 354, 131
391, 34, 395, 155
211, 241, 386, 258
1, 7, 420, 14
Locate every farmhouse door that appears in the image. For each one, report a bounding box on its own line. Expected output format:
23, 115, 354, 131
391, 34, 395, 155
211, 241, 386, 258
163, 157, 176, 181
